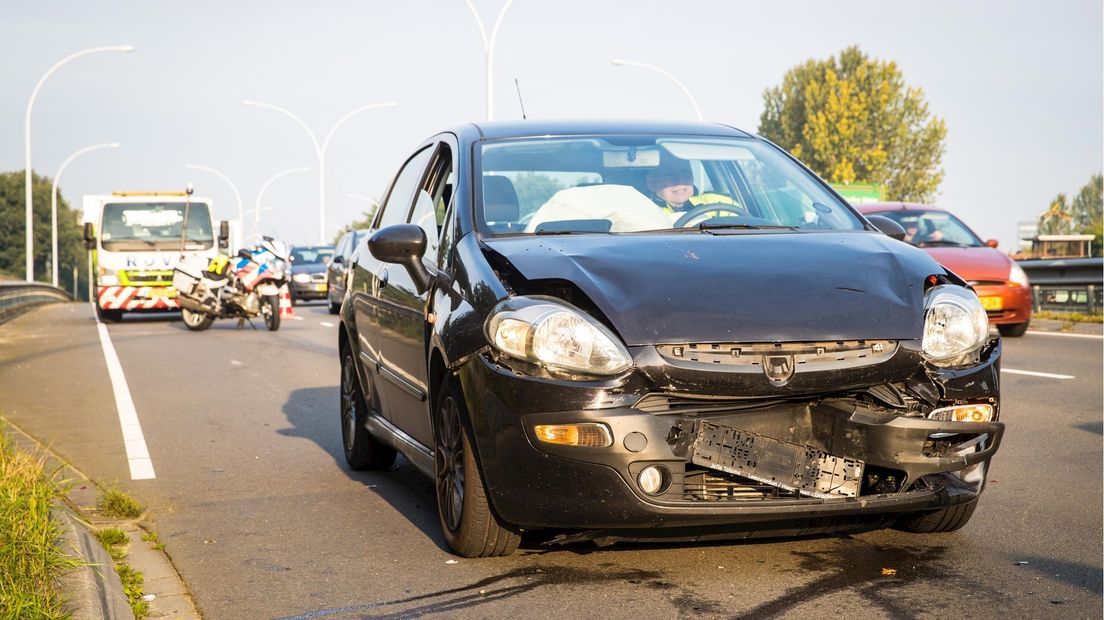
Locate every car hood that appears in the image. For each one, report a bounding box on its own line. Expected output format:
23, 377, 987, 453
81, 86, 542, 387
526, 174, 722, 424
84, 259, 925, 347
920, 246, 1012, 283
482, 232, 942, 345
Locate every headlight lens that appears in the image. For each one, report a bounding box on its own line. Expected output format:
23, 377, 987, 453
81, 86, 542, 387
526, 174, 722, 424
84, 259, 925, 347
1009, 263, 1029, 287
922, 285, 989, 365
486, 296, 632, 375
292, 273, 311, 283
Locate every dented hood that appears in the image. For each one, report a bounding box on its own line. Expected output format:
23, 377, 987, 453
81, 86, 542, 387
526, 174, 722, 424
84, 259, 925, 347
483, 231, 942, 345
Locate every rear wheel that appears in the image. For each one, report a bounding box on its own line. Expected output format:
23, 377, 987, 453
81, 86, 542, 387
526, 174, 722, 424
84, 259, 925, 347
896, 499, 978, 533
998, 321, 1029, 337
434, 376, 520, 557
340, 347, 396, 470
261, 294, 280, 331
181, 308, 213, 331
328, 289, 341, 315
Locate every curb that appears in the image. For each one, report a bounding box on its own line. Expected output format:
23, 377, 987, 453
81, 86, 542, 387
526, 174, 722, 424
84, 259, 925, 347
55, 507, 134, 620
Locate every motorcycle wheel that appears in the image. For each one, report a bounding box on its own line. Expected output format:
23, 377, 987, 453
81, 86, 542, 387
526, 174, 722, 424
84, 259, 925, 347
181, 308, 214, 331
262, 294, 281, 331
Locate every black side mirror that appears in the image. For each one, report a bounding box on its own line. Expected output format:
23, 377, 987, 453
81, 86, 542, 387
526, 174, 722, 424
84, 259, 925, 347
332, 255, 345, 265
866, 215, 907, 241
369, 224, 434, 294
218, 220, 230, 251
83, 222, 96, 250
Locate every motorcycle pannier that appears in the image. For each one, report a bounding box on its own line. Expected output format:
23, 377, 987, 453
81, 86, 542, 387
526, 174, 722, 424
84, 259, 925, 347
172, 266, 201, 296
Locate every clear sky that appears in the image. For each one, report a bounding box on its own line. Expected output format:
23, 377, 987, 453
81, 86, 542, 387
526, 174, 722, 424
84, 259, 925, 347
2, 0, 1101, 250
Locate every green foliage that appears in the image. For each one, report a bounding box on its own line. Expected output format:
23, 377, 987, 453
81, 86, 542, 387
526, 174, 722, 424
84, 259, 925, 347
759, 46, 947, 203
95, 527, 128, 547
1037, 173, 1103, 256
97, 487, 144, 519
114, 563, 149, 619
0, 170, 89, 297
332, 204, 379, 245
0, 424, 80, 619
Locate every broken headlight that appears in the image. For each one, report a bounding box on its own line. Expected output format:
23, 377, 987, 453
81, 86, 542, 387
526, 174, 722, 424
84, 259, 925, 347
485, 296, 632, 376
922, 285, 989, 366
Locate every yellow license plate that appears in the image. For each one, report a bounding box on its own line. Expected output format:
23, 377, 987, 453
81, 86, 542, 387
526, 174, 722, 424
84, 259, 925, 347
978, 296, 1002, 311
314, 284, 327, 291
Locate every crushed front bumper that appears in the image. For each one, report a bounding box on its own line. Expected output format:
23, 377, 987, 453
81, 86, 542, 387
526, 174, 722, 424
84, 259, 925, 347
458, 340, 1002, 533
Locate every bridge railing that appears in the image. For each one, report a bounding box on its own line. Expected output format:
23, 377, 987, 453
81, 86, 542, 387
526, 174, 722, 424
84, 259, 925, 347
1017, 257, 1103, 315
0, 281, 73, 325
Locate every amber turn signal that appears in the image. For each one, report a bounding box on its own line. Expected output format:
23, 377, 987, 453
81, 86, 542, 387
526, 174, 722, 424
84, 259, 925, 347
533, 423, 612, 447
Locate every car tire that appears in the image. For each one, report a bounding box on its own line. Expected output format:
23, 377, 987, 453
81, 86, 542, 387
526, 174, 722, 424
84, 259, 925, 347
434, 376, 520, 558
262, 294, 280, 331
340, 347, 396, 471
328, 290, 340, 315
895, 499, 977, 533
96, 305, 123, 323
998, 321, 1029, 337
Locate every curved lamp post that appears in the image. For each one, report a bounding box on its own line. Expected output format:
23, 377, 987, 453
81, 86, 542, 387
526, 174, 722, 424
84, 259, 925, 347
242, 100, 397, 244
25, 45, 134, 281
254, 167, 310, 235
52, 142, 120, 287
611, 58, 703, 121
462, 0, 517, 121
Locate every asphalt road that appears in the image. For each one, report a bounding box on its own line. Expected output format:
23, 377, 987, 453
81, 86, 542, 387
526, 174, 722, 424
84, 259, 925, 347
1, 302, 1100, 619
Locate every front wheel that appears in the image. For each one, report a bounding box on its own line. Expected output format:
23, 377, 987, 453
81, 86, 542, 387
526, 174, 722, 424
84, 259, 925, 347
261, 294, 280, 331
998, 321, 1029, 337
95, 305, 123, 323
181, 308, 214, 331
434, 376, 520, 557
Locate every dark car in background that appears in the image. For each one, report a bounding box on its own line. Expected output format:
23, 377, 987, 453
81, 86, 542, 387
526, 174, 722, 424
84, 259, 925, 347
288, 245, 334, 304
858, 203, 1032, 336
327, 229, 369, 314
337, 120, 1003, 557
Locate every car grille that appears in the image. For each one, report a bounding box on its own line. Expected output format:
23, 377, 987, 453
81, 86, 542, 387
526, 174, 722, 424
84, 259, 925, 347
657, 340, 898, 369
121, 270, 173, 285
680, 466, 798, 501
311, 272, 327, 282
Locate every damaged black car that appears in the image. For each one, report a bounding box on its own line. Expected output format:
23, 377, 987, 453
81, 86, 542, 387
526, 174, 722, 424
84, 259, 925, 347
337, 120, 1002, 557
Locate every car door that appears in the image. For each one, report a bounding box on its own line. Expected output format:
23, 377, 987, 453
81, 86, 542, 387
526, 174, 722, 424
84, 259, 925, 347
376, 139, 455, 447
351, 145, 434, 424
329, 232, 350, 298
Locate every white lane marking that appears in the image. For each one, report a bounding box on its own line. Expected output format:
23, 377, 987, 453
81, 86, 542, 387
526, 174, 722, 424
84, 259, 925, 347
231, 359, 243, 366
1001, 368, 1075, 380
1025, 330, 1103, 340
320, 321, 335, 328
94, 318, 156, 480
292, 316, 304, 321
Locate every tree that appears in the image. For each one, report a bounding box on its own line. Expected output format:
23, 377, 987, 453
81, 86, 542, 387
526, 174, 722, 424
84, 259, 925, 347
331, 203, 379, 245
760, 46, 948, 203
0, 170, 89, 297
1037, 193, 1072, 235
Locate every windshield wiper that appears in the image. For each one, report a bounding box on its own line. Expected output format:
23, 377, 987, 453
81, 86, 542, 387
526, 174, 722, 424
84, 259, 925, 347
533, 229, 609, 235
916, 240, 973, 248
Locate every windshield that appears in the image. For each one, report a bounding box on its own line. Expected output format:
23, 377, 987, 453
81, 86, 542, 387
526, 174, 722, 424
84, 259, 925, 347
101, 202, 213, 250
874, 210, 983, 248
475, 135, 863, 236
290, 246, 334, 264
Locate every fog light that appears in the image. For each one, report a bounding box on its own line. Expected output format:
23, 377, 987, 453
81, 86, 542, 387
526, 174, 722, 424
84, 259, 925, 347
928, 404, 993, 423
533, 423, 612, 447
637, 465, 670, 495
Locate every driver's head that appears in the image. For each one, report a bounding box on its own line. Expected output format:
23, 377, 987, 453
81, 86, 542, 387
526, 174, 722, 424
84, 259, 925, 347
646, 158, 694, 208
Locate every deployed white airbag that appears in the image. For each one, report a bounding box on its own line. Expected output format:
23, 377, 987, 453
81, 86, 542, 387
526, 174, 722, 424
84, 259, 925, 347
524, 184, 674, 233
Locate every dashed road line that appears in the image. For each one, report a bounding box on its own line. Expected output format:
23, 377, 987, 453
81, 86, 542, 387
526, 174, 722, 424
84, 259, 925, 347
93, 314, 156, 480
1026, 330, 1103, 340
320, 321, 335, 328
1001, 368, 1075, 380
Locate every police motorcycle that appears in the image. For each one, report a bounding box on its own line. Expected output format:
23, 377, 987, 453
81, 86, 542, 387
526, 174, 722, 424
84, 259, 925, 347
170, 187, 289, 331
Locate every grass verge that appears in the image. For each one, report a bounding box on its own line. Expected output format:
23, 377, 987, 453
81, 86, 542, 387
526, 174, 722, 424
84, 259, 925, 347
115, 563, 150, 619
1033, 311, 1103, 323
0, 424, 80, 619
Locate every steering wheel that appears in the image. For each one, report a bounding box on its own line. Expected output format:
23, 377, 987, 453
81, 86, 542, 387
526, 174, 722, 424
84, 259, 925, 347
673, 203, 748, 228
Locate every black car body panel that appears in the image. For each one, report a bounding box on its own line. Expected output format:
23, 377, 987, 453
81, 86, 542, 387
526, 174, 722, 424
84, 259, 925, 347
338, 120, 1004, 551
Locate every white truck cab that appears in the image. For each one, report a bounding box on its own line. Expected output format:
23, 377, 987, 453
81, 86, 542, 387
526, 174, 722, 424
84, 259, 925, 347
83, 192, 227, 321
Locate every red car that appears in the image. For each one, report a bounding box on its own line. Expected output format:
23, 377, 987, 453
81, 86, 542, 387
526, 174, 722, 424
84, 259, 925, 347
859, 203, 1032, 336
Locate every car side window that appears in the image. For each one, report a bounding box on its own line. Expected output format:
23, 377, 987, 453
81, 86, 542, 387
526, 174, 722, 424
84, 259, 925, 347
376, 146, 434, 231
408, 143, 454, 263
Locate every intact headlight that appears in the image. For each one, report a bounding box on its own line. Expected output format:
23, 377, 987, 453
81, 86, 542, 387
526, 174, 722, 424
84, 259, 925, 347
292, 273, 311, 283
486, 296, 632, 376
922, 285, 989, 366
1009, 262, 1029, 287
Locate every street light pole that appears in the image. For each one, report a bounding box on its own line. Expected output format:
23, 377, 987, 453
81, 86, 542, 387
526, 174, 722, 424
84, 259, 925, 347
24, 45, 134, 282
254, 167, 309, 236
52, 142, 120, 287
611, 58, 703, 122
186, 164, 244, 252
463, 0, 517, 121
242, 100, 396, 245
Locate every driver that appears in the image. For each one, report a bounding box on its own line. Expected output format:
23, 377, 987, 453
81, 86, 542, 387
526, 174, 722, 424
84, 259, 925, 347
645, 157, 741, 217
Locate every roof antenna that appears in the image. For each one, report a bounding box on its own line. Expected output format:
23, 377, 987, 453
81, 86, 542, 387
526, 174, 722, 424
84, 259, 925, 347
514, 78, 527, 119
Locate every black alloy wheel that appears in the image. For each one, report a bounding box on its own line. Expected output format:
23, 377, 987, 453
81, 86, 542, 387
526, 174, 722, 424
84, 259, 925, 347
339, 348, 395, 470
434, 377, 520, 557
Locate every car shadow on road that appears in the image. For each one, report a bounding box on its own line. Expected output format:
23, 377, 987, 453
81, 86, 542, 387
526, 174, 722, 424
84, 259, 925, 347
278, 386, 448, 552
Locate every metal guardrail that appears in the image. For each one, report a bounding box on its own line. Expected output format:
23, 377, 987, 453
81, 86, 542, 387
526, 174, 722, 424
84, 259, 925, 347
1017, 258, 1103, 315
0, 281, 73, 325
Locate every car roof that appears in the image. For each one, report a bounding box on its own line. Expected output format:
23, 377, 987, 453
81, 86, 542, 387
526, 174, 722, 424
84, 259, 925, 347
856, 202, 949, 214
448, 119, 755, 142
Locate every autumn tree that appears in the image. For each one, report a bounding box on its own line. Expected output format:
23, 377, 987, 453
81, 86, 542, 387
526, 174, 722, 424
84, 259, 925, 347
760, 46, 948, 203
1039, 173, 1103, 255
